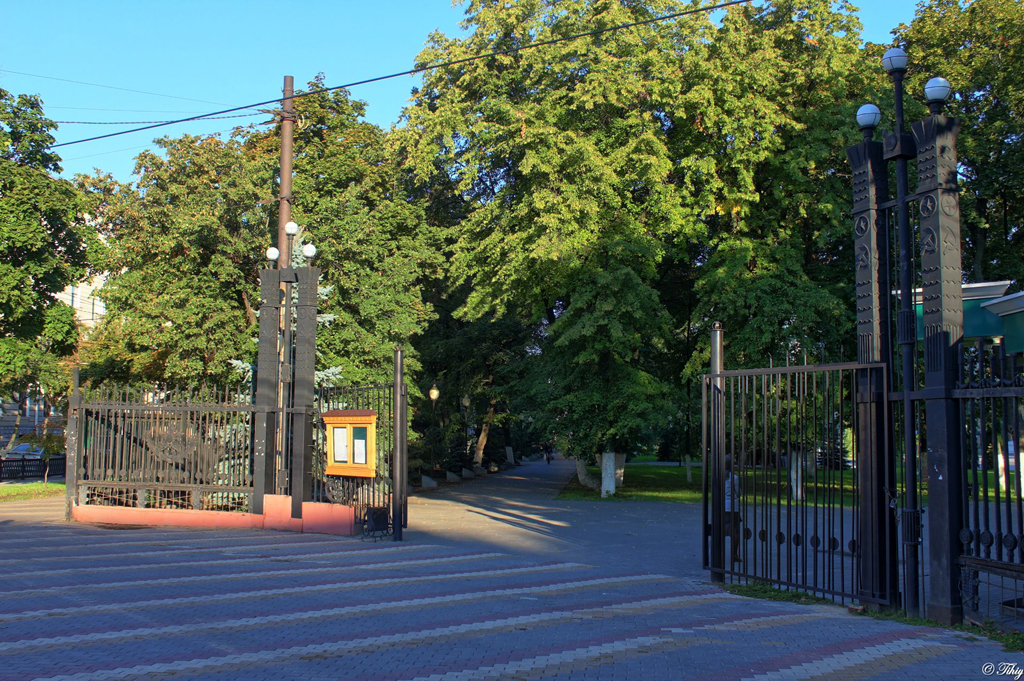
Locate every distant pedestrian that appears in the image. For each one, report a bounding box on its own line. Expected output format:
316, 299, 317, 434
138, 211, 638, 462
724, 456, 742, 564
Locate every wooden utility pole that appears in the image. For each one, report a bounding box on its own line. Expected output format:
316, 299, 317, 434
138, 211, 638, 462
277, 75, 295, 263
276, 75, 295, 495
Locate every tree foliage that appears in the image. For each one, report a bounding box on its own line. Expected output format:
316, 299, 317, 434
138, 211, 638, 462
895, 0, 1024, 287
401, 0, 876, 459
81, 80, 438, 388
79, 135, 273, 385
0, 88, 91, 398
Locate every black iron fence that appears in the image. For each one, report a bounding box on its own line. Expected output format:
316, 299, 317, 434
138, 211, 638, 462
1, 456, 66, 481
314, 382, 404, 538
72, 385, 257, 512
0, 424, 64, 441
957, 344, 1024, 626
704, 361, 894, 605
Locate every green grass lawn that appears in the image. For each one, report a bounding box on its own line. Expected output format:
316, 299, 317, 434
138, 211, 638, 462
559, 462, 1020, 507
557, 464, 703, 503
0, 482, 66, 503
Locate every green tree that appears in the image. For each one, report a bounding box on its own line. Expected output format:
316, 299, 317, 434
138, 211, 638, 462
80, 135, 274, 386
285, 78, 440, 385
0, 88, 91, 400
401, 0, 875, 476
82, 81, 438, 389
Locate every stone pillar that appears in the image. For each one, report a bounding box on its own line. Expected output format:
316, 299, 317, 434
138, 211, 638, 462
252, 268, 281, 516
290, 266, 319, 519
912, 113, 965, 624
847, 135, 899, 606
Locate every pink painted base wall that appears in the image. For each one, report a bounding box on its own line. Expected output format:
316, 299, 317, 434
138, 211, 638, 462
71, 495, 356, 536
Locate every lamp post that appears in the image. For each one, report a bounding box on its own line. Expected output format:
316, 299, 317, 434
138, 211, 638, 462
429, 384, 440, 470
852, 50, 961, 621
879, 46, 925, 617
461, 394, 471, 459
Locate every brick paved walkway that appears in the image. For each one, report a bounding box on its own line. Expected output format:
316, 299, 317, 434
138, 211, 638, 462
0, 465, 1018, 680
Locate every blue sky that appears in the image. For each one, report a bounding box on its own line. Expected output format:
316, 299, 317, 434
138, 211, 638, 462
1, 0, 917, 182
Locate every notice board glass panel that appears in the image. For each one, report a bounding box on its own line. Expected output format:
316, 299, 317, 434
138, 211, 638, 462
332, 426, 349, 463
353, 427, 368, 465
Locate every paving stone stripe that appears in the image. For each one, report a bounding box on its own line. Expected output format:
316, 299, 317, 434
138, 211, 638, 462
0, 562, 586, 621
665, 612, 830, 634
0, 531, 333, 552
691, 628, 948, 681
24, 592, 727, 681
0, 573, 673, 652
0, 539, 389, 566
1, 542, 431, 578
1, 552, 508, 598
404, 634, 685, 681
741, 638, 960, 680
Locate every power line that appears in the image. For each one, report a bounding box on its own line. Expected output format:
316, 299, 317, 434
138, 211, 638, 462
50, 0, 751, 150
0, 68, 223, 105
62, 126, 243, 162
47, 106, 209, 113
53, 113, 265, 125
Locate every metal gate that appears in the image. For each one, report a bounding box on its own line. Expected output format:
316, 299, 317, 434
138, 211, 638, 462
703, 359, 894, 606
313, 382, 407, 538
957, 342, 1024, 625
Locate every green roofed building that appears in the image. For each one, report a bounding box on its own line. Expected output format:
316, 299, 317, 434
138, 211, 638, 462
905, 281, 1024, 353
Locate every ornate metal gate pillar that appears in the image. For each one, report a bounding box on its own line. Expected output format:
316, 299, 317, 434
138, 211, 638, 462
847, 125, 899, 605
290, 265, 319, 519
912, 111, 964, 624
253, 267, 282, 515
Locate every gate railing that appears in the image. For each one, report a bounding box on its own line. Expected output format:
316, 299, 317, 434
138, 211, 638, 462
703, 360, 894, 605
314, 383, 396, 532
956, 344, 1024, 624
70, 384, 257, 512
958, 344, 1024, 566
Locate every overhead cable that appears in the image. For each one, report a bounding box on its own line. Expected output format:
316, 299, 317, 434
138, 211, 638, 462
0, 68, 225, 105
50, 0, 751, 150
53, 113, 265, 125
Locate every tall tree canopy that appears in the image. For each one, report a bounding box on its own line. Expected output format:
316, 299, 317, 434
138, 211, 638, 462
82, 81, 437, 387
401, 0, 876, 459
895, 0, 1024, 286
80, 135, 273, 385
0, 88, 91, 398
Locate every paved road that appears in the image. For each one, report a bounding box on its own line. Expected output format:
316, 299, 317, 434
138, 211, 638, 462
0, 462, 1017, 680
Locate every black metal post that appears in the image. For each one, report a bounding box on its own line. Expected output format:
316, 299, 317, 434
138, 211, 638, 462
401, 378, 409, 530
392, 346, 405, 541
884, 65, 922, 615
912, 110, 965, 624
64, 368, 81, 521
848, 124, 899, 607
253, 267, 282, 515
290, 265, 319, 519
709, 322, 725, 582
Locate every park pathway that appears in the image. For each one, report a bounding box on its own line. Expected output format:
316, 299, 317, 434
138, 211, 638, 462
0, 465, 1015, 679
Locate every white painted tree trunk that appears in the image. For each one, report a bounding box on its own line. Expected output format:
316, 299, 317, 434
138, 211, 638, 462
601, 451, 616, 498
789, 451, 805, 502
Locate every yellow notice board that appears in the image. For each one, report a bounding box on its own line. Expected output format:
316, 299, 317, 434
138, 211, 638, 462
323, 410, 378, 478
